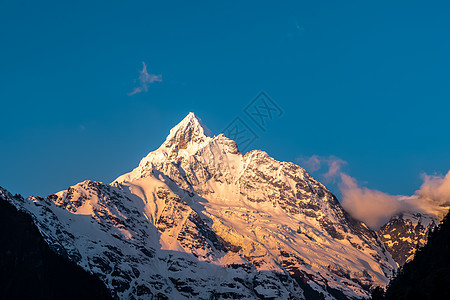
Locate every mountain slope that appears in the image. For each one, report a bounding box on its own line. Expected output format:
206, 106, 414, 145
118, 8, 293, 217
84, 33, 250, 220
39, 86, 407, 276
0, 188, 111, 300
377, 212, 437, 266
5, 113, 397, 299
381, 211, 450, 299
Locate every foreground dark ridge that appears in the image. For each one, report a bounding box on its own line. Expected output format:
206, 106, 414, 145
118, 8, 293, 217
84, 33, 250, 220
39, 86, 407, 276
0, 189, 112, 300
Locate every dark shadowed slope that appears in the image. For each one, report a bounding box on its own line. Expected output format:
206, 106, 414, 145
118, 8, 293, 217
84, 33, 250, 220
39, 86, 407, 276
0, 190, 112, 300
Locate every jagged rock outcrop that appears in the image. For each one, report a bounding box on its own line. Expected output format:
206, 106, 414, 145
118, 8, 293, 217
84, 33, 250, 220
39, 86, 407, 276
377, 212, 437, 266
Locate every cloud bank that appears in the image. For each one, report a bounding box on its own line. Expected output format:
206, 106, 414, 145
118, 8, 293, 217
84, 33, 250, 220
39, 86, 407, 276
297, 154, 450, 229
340, 171, 450, 229
129, 62, 162, 96
339, 173, 409, 229
406, 172, 450, 220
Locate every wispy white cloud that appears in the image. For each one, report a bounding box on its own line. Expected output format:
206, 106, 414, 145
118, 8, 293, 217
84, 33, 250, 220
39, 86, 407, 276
128, 62, 162, 96
323, 156, 347, 181
296, 154, 321, 172
296, 155, 346, 182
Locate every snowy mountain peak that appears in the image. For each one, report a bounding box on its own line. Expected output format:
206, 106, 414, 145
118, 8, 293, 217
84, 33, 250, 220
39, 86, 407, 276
6, 113, 399, 299
116, 112, 223, 183
163, 112, 212, 149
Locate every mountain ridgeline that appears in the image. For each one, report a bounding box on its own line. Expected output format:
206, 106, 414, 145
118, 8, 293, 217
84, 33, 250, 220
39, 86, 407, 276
1, 113, 417, 299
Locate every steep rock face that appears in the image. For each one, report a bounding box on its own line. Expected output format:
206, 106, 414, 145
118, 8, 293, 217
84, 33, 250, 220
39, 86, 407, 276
5, 113, 397, 299
377, 212, 437, 266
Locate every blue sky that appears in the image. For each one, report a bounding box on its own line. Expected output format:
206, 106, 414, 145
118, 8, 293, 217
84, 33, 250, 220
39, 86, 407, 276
1, 0, 449, 198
